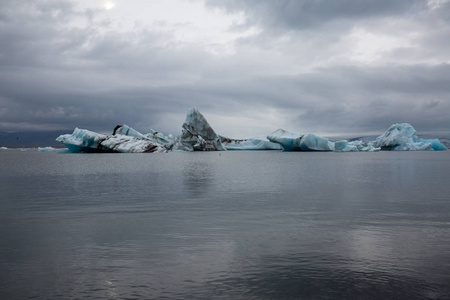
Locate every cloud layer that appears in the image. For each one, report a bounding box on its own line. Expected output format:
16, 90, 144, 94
1, 0, 450, 136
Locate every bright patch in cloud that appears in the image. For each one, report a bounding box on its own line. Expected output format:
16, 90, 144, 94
103, 1, 115, 10
347, 28, 411, 64
75, 0, 257, 56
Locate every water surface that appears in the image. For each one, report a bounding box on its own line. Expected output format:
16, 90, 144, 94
1, 150, 449, 299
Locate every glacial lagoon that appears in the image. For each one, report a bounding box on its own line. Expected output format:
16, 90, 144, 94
1, 149, 449, 299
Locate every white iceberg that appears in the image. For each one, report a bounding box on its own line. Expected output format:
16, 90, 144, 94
267, 129, 335, 151
373, 123, 447, 151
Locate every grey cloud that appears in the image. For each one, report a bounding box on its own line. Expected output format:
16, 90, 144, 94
206, 0, 427, 31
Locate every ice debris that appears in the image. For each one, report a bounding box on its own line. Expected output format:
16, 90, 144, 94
38, 146, 59, 152
56, 107, 447, 153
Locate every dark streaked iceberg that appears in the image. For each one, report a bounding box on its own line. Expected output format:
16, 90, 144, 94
56, 127, 165, 153
168, 107, 226, 151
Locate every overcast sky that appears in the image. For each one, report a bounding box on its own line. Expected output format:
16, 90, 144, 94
1, 0, 450, 137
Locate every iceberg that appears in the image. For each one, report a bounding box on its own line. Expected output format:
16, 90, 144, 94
168, 107, 226, 151
56, 127, 165, 153
373, 123, 447, 151
267, 124, 445, 152
55, 107, 446, 153
56, 107, 225, 153
267, 129, 335, 151
56, 128, 109, 153
220, 136, 281, 150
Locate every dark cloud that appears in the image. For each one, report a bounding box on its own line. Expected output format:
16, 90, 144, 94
1, 0, 450, 137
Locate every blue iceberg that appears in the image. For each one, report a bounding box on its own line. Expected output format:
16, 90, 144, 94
266, 123, 445, 152
266, 129, 335, 151
373, 123, 447, 151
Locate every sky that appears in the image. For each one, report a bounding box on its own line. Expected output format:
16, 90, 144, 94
1, 0, 450, 137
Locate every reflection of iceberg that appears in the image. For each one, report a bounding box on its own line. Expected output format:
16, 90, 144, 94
56, 107, 446, 153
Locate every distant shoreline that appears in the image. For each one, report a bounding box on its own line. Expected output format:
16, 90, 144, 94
0, 145, 66, 149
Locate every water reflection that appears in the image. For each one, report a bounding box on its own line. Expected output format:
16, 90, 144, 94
182, 159, 214, 198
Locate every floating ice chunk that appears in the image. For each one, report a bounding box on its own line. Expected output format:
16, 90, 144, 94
373, 123, 446, 151
267, 129, 335, 151
38, 146, 58, 152
170, 107, 225, 151
56, 128, 164, 153
56, 128, 108, 153
220, 136, 281, 150
0, 146, 7, 150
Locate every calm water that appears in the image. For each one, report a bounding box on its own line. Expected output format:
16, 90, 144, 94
0, 149, 449, 299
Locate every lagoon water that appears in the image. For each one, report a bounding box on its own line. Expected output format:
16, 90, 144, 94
1, 149, 449, 299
